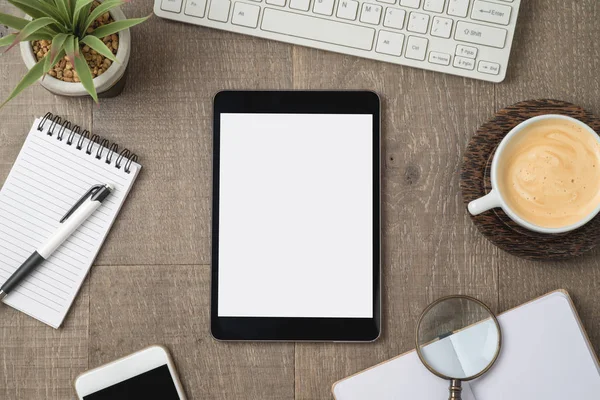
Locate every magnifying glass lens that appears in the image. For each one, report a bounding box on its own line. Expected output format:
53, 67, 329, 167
416, 297, 500, 380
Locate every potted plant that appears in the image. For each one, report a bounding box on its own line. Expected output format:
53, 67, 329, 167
0, 0, 150, 104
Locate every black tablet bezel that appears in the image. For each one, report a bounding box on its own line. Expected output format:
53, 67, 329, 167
211, 91, 381, 341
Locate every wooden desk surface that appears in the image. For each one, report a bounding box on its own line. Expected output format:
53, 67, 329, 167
1, 0, 600, 398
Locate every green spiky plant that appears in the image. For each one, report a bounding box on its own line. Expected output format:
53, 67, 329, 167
0, 0, 150, 105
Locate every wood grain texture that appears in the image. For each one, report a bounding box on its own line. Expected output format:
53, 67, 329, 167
0, 281, 89, 400
461, 99, 600, 260
88, 265, 295, 400
0, 0, 599, 399
494, 1, 600, 111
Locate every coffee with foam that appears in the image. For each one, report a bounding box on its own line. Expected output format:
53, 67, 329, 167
497, 118, 600, 229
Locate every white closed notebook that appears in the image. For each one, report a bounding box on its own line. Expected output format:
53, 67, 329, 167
333, 290, 600, 400
0, 114, 141, 328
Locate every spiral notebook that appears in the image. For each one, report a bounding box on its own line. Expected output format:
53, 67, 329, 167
0, 113, 141, 328
332, 290, 600, 400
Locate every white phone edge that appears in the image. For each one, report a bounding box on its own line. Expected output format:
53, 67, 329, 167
74, 345, 187, 400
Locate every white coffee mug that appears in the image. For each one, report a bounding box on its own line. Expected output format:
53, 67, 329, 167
467, 114, 600, 234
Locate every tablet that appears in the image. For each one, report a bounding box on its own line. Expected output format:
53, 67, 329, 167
211, 91, 381, 341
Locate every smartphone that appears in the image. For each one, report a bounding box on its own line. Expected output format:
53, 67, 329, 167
74, 345, 187, 400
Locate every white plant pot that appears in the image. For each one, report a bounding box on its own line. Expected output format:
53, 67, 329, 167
20, 7, 131, 97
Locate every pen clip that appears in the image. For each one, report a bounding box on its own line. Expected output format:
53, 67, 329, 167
60, 184, 104, 223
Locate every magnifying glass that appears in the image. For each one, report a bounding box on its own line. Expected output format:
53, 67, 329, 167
415, 295, 502, 400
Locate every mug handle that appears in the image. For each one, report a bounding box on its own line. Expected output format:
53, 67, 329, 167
468, 190, 502, 215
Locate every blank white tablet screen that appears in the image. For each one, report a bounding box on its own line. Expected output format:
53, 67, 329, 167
218, 113, 374, 318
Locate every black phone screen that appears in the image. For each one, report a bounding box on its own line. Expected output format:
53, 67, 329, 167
83, 364, 180, 400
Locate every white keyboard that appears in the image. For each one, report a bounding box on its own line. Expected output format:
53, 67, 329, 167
154, 0, 520, 82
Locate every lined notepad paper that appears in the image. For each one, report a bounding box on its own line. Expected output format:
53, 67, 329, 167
0, 117, 140, 328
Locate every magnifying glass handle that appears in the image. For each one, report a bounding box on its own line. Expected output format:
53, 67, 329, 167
448, 379, 462, 400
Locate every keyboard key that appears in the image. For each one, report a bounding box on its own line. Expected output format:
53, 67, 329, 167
377, 0, 396, 4
405, 36, 428, 60
431, 16, 452, 38
360, 3, 382, 25
261, 8, 376, 50
429, 51, 450, 65
162, 0, 183, 13
314, 0, 335, 15
208, 0, 230, 21
453, 55, 475, 70
267, 0, 285, 5
376, 30, 405, 56
383, 7, 406, 29
290, 0, 310, 10
185, 0, 207, 16
407, 12, 429, 34
400, 0, 420, 8
478, 60, 500, 75
455, 21, 507, 48
423, 0, 445, 13
232, 2, 260, 27
456, 44, 477, 58
471, 0, 512, 25
447, 0, 469, 17
337, 0, 359, 20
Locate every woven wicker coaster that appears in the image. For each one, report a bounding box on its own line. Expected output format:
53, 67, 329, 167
460, 99, 600, 260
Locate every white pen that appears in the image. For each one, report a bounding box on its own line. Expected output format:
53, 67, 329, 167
0, 183, 114, 301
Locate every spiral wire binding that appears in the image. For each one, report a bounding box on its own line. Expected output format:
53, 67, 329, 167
57, 121, 71, 141
48, 114, 62, 136
37, 112, 138, 173
67, 125, 80, 145
86, 134, 100, 155
77, 130, 90, 150
96, 138, 110, 160
106, 143, 118, 165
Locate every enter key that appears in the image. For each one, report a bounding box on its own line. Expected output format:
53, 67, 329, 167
471, 0, 512, 25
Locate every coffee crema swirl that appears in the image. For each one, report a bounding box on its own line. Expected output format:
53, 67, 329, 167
498, 119, 600, 229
